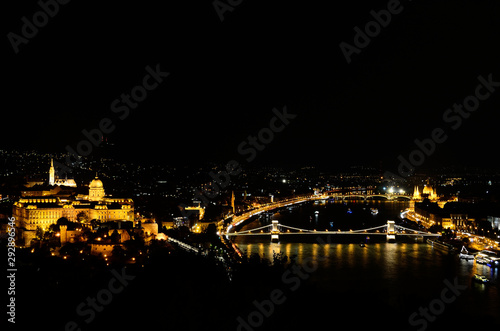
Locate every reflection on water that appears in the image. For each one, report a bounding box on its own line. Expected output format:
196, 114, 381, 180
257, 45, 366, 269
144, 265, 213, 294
239, 240, 443, 272
237, 240, 499, 322
232, 201, 499, 324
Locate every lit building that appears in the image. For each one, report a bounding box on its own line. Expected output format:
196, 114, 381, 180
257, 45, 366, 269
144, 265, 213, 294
25, 159, 77, 189
14, 177, 133, 229
49, 158, 77, 187
89, 176, 106, 201
407, 179, 459, 227
13, 163, 134, 245
90, 242, 116, 256
412, 199, 476, 230
413, 180, 438, 201
422, 184, 438, 201
410, 179, 455, 210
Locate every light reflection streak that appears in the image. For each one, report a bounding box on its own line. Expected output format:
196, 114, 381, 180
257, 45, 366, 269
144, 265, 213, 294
323, 244, 331, 267
312, 243, 318, 262
285, 243, 291, 260
297, 243, 304, 265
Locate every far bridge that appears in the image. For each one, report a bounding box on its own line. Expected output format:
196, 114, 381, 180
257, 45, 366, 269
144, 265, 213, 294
226, 220, 440, 242
328, 193, 412, 201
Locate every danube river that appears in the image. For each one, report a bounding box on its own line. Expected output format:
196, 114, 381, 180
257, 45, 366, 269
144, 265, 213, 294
232, 200, 499, 329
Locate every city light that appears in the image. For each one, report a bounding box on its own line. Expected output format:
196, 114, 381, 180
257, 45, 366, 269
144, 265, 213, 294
2, 3, 499, 328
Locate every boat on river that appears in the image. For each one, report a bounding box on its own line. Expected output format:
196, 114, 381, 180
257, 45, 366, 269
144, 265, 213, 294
459, 246, 475, 260
475, 250, 500, 267
472, 274, 489, 284
427, 238, 457, 252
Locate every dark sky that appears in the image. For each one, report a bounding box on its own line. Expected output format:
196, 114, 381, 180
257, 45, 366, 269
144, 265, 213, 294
3, 0, 500, 171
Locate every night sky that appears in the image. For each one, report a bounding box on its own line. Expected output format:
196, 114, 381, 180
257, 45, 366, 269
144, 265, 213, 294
4, 0, 500, 171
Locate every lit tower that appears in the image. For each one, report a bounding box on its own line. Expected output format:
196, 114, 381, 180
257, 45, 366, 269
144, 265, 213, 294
49, 159, 55, 186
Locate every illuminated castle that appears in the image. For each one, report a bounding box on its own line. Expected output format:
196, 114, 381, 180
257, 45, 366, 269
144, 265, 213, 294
14, 172, 134, 245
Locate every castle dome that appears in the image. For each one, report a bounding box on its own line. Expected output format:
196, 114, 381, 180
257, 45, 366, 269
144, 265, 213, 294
89, 177, 103, 189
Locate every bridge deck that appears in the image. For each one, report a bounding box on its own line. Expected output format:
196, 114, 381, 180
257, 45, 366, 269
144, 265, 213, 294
226, 232, 439, 236
226, 223, 440, 237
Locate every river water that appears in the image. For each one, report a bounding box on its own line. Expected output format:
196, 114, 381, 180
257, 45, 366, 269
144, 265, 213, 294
232, 200, 500, 329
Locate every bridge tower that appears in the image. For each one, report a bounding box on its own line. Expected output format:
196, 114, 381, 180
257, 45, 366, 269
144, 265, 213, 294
387, 220, 396, 242
271, 220, 279, 242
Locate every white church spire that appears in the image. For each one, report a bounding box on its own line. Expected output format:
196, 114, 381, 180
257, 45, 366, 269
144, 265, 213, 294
49, 158, 55, 186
